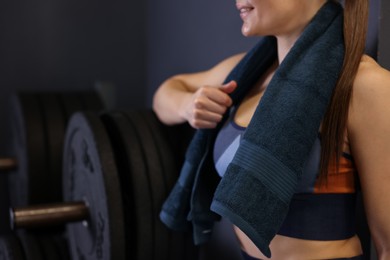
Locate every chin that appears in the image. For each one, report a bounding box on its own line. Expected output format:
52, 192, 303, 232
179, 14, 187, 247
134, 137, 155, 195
241, 27, 268, 37
241, 25, 262, 37
241, 30, 259, 37
241, 28, 253, 37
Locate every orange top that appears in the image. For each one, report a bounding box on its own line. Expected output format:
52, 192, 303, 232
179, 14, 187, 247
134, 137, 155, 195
314, 155, 357, 193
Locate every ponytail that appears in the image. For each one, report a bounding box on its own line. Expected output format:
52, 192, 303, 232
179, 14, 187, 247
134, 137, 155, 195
319, 0, 369, 178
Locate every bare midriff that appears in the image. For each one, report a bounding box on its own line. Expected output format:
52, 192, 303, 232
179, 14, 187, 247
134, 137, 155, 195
234, 226, 363, 260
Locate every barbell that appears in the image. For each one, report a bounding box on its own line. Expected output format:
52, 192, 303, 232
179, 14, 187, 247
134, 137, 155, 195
10, 110, 197, 260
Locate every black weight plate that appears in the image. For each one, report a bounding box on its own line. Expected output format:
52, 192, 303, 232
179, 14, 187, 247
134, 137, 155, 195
7, 93, 48, 206
51, 235, 70, 260
142, 111, 188, 260
143, 111, 200, 260
37, 235, 61, 260
37, 93, 66, 203
125, 110, 170, 260
162, 121, 195, 165
63, 112, 125, 260
100, 111, 154, 260
142, 111, 180, 192
99, 113, 136, 260
0, 234, 24, 260
18, 232, 45, 260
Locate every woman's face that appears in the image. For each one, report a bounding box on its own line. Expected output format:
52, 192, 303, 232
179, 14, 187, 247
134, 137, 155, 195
236, 0, 328, 37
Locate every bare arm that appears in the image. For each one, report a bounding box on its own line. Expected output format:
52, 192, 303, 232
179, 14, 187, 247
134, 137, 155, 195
349, 56, 390, 259
152, 53, 245, 128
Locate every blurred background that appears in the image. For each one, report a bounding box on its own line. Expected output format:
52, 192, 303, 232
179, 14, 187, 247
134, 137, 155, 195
0, 0, 386, 234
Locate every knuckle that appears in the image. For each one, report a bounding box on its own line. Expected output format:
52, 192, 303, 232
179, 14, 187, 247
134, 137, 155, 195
193, 109, 202, 119
221, 106, 228, 114
191, 119, 201, 129
193, 98, 203, 109
198, 86, 213, 96
197, 87, 207, 95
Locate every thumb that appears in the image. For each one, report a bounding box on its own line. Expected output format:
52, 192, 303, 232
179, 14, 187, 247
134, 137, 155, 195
220, 80, 237, 94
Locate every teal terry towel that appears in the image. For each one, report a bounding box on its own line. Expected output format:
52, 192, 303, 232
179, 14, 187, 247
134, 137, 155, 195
160, 1, 345, 258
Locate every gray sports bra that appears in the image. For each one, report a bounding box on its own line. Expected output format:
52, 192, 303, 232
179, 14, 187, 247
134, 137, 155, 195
213, 106, 322, 194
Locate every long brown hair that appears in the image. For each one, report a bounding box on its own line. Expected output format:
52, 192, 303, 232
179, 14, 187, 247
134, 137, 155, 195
319, 0, 369, 177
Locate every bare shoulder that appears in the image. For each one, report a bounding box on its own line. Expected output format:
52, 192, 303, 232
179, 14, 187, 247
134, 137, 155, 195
215, 52, 246, 69
205, 52, 246, 80
349, 54, 390, 133
353, 55, 390, 98
171, 52, 246, 90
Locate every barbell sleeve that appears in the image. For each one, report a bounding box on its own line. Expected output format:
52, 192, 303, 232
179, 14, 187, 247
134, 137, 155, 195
0, 158, 17, 171
10, 201, 89, 229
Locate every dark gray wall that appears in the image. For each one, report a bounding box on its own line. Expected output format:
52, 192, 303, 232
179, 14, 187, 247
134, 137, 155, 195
366, 0, 380, 59
146, 0, 258, 106
0, 0, 146, 107
378, 0, 390, 69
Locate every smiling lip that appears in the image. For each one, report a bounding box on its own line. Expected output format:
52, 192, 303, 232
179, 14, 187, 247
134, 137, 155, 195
236, 3, 254, 19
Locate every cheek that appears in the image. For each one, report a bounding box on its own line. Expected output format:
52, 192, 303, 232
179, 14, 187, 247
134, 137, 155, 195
246, 13, 273, 36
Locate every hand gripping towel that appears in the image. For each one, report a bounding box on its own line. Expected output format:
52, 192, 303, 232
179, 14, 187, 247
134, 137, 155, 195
160, 1, 345, 257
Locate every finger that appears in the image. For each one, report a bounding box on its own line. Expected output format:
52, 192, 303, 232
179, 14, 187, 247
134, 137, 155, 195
197, 88, 232, 107
190, 118, 219, 129
193, 96, 228, 115
193, 108, 223, 123
219, 80, 238, 94
211, 81, 237, 106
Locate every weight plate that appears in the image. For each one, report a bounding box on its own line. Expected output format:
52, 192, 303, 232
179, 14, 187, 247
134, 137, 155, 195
0, 234, 24, 260
37, 93, 66, 203
36, 235, 61, 260
99, 113, 135, 260
162, 121, 195, 164
143, 111, 187, 260
7, 93, 48, 206
63, 112, 125, 260
124, 110, 170, 260
18, 232, 44, 260
100, 111, 154, 260
142, 111, 180, 190
51, 234, 70, 260
143, 111, 199, 260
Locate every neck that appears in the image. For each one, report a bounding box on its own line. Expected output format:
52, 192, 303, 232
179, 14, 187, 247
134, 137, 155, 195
276, 21, 309, 63
276, 35, 299, 64
276, 0, 328, 64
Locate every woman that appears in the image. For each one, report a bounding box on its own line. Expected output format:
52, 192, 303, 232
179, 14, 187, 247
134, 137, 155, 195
153, 0, 390, 259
